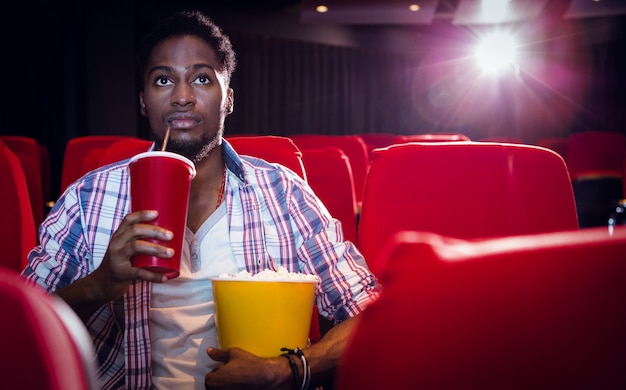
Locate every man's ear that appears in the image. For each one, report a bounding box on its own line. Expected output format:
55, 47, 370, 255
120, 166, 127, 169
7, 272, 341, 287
225, 88, 234, 114
139, 93, 147, 116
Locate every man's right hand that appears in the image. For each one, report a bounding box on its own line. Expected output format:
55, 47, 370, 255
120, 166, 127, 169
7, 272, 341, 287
55, 210, 174, 321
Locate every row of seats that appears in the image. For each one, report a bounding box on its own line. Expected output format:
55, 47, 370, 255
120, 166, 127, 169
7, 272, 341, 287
6, 225, 624, 389
4, 130, 624, 266
0, 133, 584, 272
7, 130, 625, 226
49, 135, 580, 271
48, 135, 360, 245
361, 130, 626, 228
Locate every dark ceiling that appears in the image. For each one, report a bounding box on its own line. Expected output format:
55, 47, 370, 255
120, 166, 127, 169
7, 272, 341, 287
207, 0, 626, 24
207, 0, 626, 48
160, 0, 625, 46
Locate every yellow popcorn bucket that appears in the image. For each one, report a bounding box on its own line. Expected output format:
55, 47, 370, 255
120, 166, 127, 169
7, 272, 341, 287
211, 278, 318, 357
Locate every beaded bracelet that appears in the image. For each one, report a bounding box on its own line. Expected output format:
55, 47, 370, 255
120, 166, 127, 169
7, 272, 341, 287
281, 347, 311, 390
281, 353, 300, 390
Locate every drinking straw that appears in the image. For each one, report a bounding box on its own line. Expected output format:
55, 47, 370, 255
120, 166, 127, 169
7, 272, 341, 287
161, 126, 170, 151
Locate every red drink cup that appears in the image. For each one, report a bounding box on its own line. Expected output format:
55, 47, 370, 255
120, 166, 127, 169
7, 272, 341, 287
128, 151, 196, 278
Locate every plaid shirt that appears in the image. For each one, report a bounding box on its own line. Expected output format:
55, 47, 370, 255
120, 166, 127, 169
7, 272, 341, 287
22, 140, 380, 389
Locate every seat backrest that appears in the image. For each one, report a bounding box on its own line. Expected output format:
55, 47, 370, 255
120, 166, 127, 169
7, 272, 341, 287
337, 226, 626, 390
17, 153, 44, 226
0, 267, 98, 389
300, 147, 358, 243
566, 131, 626, 180
1, 136, 44, 225
226, 135, 307, 181
0, 136, 42, 165
289, 134, 370, 202
357, 142, 579, 276
98, 138, 153, 166
0, 141, 36, 272
566, 131, 625, 227
80, 147, 108, 175
60, 135, 132, 193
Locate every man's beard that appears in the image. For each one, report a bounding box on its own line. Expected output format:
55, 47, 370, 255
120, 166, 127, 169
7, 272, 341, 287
153, 129, 223, 163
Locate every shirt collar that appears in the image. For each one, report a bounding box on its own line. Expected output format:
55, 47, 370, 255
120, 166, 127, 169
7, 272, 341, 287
221, 139, 246, 183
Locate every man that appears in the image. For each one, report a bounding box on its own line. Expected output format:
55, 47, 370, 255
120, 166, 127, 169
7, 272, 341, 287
22, 10, 380, 389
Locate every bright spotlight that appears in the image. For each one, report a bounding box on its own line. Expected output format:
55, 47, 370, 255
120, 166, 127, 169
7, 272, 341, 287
474, 32, 518, 75
316, 5, 329, 13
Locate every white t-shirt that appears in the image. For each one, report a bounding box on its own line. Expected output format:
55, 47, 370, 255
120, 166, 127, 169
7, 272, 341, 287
150, 204, 239, 389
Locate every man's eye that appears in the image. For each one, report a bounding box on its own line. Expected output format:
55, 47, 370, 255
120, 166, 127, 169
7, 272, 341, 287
194, 75, 210, 85
155, 76, 172, 86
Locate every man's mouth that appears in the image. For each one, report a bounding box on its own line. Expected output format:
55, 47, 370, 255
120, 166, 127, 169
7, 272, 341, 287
167, 113, 200, 129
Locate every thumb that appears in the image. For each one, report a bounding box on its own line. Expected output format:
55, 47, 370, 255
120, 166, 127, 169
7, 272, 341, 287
206, 347, 230, 363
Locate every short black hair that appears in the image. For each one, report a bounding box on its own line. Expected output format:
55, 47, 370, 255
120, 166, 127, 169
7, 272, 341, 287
136, 10, 237, 89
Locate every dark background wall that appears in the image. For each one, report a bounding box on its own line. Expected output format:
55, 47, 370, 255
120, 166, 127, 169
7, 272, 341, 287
2, 0, 625, 198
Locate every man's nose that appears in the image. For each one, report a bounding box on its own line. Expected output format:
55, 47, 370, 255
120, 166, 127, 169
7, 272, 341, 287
171, 83, 196, 106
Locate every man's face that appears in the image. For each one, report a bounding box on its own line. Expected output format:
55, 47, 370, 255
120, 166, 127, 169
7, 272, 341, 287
140, 35, 233, 163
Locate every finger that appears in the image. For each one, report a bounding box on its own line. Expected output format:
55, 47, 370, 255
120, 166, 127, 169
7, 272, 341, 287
113, 211, 172, 242
118, 211, 173, 239
130, 238, 174, 257
110, 218, 174, 258
124, 209, 159, 224
105, 233, 173, 269
206, 347, 230, 363
112, 210, 155, 237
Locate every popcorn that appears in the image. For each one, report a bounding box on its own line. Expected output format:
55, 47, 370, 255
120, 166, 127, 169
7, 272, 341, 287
217, 266, 319, 282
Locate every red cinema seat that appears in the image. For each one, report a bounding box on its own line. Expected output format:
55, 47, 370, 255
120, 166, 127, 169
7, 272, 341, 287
1, 136, 44, 225
300, 147, 358, 244
98, 138, 153, 166
17, 153, 44, 226
337, 226, 626, 389
567, 131, 626, 180
0, 136, 42, 166
226, 135, 307, 181
358, 142, 578, 277
0, 141, 36, 272
289, 134, 369, 203
0, 267, 98, 389
60, 135, 132, 193
80, 147, 108, 175
566, 131, 625, 227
